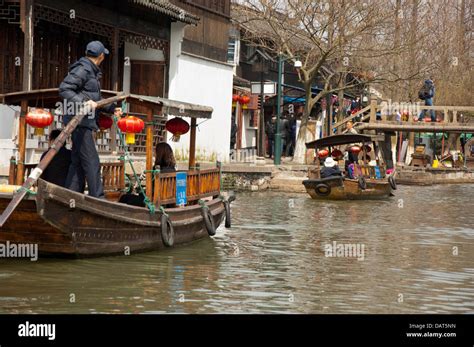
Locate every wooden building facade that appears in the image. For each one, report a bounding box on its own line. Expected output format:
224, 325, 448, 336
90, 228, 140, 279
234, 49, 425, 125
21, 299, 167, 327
0, 0, 200, 157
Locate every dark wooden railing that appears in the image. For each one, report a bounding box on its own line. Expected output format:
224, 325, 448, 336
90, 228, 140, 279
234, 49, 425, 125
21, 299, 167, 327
8, 157, 125, 193
153, 168, 221, 206
8, 157, 36, 185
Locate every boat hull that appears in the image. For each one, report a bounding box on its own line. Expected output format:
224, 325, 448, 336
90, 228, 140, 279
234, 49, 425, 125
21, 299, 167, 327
0, 180, 226, 257
394, 166, 474, 186
303, 177, 393, 200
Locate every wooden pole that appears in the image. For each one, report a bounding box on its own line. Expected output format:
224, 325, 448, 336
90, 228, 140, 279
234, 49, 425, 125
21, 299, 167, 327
17, 0, 34, 185
21, 0, 34, 91
16, 101, 28, 185
369, 96, 377, 123
189, 118, 197, 169
145, 108, 154, 199
110, 28, 120, 152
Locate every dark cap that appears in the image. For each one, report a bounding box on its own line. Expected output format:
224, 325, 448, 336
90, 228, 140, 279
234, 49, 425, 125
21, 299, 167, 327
85, 41, 109, 57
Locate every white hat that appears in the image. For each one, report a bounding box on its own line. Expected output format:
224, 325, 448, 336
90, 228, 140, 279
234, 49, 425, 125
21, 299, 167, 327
324, 157, 337, 168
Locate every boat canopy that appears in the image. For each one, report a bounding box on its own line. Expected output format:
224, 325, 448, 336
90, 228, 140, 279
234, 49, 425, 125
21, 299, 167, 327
306, 134, 380, 149
0, 88, 213, 119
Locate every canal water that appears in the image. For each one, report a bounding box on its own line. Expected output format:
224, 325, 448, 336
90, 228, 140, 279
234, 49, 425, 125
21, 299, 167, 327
0, 184, 473, 314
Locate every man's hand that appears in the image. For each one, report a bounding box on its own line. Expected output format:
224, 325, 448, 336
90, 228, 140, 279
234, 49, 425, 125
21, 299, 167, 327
84, 100, 98, 109
114, 107, 123, 117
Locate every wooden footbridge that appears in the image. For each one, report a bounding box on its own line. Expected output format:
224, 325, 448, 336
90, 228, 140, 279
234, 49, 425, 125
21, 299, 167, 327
333, 98, 474, 134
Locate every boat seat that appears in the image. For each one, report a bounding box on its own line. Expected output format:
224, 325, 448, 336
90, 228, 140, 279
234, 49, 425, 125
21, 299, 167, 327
356, 164, 386, 179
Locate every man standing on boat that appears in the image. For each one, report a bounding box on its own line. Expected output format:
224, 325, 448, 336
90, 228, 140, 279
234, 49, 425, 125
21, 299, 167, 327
59, 41, 122, 198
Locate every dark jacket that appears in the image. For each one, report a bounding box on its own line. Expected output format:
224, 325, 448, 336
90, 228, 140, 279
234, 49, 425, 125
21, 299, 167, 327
320, 166, 342, 178
265, 121, 275, 140
59, 57, 115, 130
275, 119, 290, 139
40, 146, 72, 187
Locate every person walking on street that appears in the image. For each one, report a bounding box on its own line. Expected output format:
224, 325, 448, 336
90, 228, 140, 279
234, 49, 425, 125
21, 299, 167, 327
265, 117, 275, 158
59, 41, 122, 198
418, 78, 435, 122
278, 115, 290, 157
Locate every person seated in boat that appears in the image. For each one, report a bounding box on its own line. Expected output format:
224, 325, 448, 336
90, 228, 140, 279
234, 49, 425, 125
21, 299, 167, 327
321, 157, 342, 179
154, 142, 176, 173
119, 142, 176, 207
40, 129, 72, 187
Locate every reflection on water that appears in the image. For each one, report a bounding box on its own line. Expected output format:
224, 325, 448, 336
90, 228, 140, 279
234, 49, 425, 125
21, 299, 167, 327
0, 185, 473, 313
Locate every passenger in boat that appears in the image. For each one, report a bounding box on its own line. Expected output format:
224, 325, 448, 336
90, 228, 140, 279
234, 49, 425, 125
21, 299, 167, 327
40, 129, 72, 188
119, 142, 176, 207
154, 142, 176, 173
321, 157, 342, 179
59, 41, 123, 198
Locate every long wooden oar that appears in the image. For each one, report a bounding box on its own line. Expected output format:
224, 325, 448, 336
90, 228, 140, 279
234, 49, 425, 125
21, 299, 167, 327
0, 94, 127, 227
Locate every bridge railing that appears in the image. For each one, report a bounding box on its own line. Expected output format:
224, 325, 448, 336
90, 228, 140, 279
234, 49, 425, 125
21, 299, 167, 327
334, 98, 474, 133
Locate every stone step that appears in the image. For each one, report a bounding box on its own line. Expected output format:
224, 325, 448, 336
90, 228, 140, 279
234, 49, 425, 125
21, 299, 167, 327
270, 177, 306, 186
273, 171, 308, 178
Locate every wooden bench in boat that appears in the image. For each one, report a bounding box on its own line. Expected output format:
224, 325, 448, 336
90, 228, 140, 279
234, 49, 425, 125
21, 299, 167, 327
152, 166, 221, 206
308, 163, 386, 180
8, 156, 125, 199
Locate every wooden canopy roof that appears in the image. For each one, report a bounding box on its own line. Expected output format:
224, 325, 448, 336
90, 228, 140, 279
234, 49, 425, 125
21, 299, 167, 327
0, 89, 213, 119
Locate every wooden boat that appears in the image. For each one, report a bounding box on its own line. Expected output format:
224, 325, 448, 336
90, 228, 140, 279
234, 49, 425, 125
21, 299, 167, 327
394, 137, 474, 185
394, 165, 474, 186
0, 89, 233, 257
303, 134, 395, 200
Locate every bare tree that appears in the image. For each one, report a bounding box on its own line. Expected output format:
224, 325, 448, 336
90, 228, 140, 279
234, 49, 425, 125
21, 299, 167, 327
234, 0, 425, 163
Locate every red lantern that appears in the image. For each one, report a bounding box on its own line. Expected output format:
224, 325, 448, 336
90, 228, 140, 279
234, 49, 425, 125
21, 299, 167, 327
117, 116, 145, 145
26, 108, 53, 136
350, 146, 361, 154
98, 114, 113, 131
239, 95, 251, 109
318, 149, 329, 158
232, 94, 240, 108
331, 149, 343, 159
165, 117, 190, 142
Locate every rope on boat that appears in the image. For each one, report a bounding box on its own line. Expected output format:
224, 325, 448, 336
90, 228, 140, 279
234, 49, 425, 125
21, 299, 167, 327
159, 205, 168, 218
114, 100, 155, 214
16, 186, 37, 196
198, 199, 208, 210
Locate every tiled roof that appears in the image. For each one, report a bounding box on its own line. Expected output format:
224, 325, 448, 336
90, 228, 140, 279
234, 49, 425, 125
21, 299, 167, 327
129, 0, 200, 25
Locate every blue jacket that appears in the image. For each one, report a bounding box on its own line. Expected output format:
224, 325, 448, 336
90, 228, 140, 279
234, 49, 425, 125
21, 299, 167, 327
59, 57, 115, 130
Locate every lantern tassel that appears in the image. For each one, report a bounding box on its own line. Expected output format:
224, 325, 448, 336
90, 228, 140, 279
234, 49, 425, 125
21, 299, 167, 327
171, 133, 181, 142
125, 133, 136, 145
34, 128, 44, 136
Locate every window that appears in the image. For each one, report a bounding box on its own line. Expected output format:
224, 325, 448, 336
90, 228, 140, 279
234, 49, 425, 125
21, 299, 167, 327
227, 35, 240, 65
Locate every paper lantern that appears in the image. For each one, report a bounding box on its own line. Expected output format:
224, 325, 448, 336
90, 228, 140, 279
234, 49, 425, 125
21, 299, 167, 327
98, 114, 113, 131
239, 95, 251, 109
117, 116, 145, 145
318, 149, 329, 158
26, 108, 53, 136
232, 94, 239, 108
331, 149, 343, 159
350, 146, 361, 154
165, 117, 190, 142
